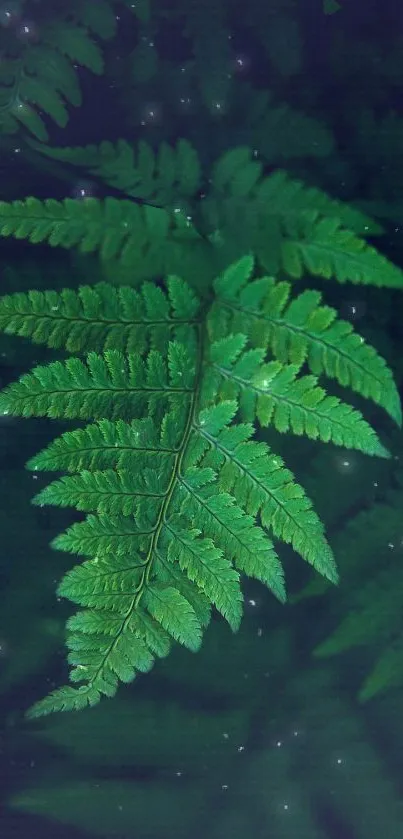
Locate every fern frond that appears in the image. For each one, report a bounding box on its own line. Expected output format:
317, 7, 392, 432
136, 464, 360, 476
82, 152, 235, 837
302, 486, 403, 702
0, 276, 201, 355
205, 148, 402, 284
314, 566, 403, 659
71, 0, 118, 40
0, 257, 399, 717
192, 401, 338, 583
0, 3, 114, 140
207, 337, 390, 457
27, 684, 103, 718
210, 255, 402, 425
0, 146, 401, 296
0, 197, 200, 270
280, 213, 403, 287
26, 417, 165, 473
208, 150, 381, 237
32, 467, 172, 515
163, 524, 243, 630
0, 344, 194, 421
30, 139, 202, 206
359, 639, 403, 702
313, 563, 403, 703
178, 471, 285, 601
237, 87, 337, 165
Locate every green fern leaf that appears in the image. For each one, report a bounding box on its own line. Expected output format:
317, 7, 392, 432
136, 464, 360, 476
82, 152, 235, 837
0, 277, 200, 355
42, 22, 104, 74
26, 418, 161, 473
165, 523, 243, 630
143, 585, 202, 651
32, 467, 171, 516
52, 512, 158, 558
281, 213, 403, 287
27, 685, 102, 718
210, 255, 401, 425
207, 338, 389, 456
194, 401, 338, 582
314, 567, 403, 659
208, 150, 381, 237
74, 0, 117, 40
31, 139, 202, 206
359, 640, 403, 702
204, 148, 394, 277
0, 256, 399, 717
0, 345, 193, 420
26, 47, 82, 109
0, 7, 112, 140
0, 197, 201, 278
19, 73, 69, 128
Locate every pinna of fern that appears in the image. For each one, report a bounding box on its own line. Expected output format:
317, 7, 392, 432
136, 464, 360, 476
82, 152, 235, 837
0, 254, 399, 718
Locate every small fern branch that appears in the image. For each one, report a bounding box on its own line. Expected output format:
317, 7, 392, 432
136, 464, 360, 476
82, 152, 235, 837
0, 276, 201, 355
192, 401, 338, 583
0, 197, 197, 267
0, 344, 195, 421
0, 1, 115, 139
280, 213, 403, 287
207, 149, 381, 237
205, 148, 403, 285
209, 255, 402, 425
26, 416, 172, 473
30, 138, 202, 207
206, 334, 390, 457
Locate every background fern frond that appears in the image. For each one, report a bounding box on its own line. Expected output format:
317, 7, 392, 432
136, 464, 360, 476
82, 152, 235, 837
207, 150, 381, 237
0, 197, 203, 275
30, 139, 202, 206
203, 149, 403, 283
280, 213, 403, 287
0, 2, 116, 140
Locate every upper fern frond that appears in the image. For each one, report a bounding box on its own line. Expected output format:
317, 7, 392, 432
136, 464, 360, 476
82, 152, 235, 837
30, 138, 202, 207
0, 256, 399, 719
33, 140, 381, 237
206, 148, 382, 238
1, 144, 402, 294
0, 196, 192, 265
